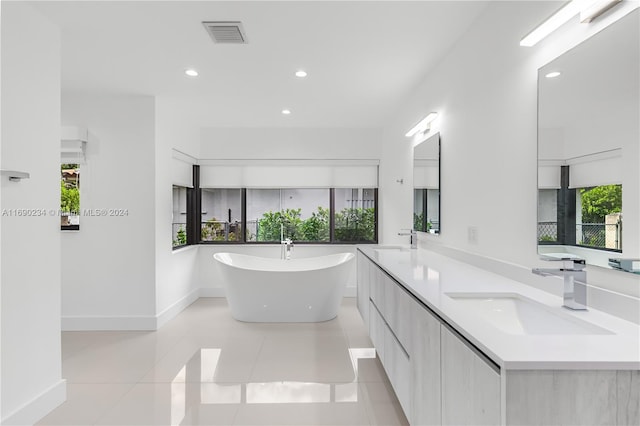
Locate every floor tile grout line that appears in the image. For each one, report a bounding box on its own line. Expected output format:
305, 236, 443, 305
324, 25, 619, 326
245, 333, 267, 385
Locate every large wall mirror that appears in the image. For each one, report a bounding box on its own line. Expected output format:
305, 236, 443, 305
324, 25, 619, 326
537, 9, 639, 269
414, 132, 440, 234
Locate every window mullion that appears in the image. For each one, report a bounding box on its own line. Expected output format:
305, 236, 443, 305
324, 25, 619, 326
329, 188, 335, 243
241, 188, 247, 243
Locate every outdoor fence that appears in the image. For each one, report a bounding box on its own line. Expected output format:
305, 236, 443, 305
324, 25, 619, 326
537, 221, 621, 250
537, 222, 558, 242
201, 220, 244, 242
577, 222, 621, 250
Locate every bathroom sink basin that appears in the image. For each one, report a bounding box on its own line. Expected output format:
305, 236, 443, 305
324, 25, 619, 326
374, 246, 412, 254
445, 293, 613, 335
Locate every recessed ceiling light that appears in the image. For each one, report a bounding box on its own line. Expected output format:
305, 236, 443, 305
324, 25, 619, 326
185, 69, 199, 77
545, 71, 561, 78
282, 109, 291, 115
295, 70, 307, 78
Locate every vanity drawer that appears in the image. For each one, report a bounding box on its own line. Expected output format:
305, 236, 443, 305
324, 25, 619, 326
383, 274, 412, 354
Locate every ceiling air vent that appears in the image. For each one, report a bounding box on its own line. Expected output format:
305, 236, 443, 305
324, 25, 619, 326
202, 21, 248, 44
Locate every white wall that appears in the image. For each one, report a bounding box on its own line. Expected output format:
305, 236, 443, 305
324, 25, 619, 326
382, 1, 640, 297
61, 94, 157, 330
200, 127, 381, 160
155, 98, 201, 326
1, 3, 65, 423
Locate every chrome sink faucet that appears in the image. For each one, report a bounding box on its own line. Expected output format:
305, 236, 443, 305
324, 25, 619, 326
398, 229, 418, 249
532, 256, 587, 310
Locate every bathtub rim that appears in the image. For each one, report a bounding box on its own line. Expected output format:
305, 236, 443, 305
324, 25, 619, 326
213, 252, 354, 272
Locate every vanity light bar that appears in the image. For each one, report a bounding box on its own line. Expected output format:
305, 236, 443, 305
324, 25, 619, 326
520, 1, 585, 47
405, 112, 438, 138
580, 0, 621, 23
520, 0, 621, 47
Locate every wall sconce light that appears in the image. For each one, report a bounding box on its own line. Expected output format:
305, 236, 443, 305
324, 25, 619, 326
580, 0, 622, 23
1, 170, 30, 182
520, 0, 622, 47
405, 112, 438, 138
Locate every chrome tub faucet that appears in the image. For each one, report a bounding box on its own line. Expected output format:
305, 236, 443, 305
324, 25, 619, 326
281, 238, 293, 260
280, 223, 293, 260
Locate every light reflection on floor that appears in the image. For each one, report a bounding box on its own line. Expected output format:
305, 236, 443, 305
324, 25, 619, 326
38, 298, 409, 426
171, 347, 375, 421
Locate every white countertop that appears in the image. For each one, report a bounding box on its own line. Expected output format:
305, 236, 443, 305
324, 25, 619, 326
358, 246, 640, 370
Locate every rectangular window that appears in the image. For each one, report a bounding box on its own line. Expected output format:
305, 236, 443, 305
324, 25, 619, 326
61, 164, 80, 231
172, 185, 188, 248
413, 189, 440, 234
537, 184, 622, 251
197, 187, 377, 244
576, 184, 622, 251
201, 188, 243, 242
246, 189, 330, 242
334, 188, 376, 243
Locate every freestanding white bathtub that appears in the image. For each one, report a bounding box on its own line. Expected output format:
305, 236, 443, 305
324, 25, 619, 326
213, 252, 355, 322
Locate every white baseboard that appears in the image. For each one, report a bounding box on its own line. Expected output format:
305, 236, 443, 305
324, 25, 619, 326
2, 379, 66, 426
62, 315, 157, 331
61, 289, 219, 331
198, 287, 356, 297
343, 286, 356, 297
156, 288, 201, 329
199, 287, 226, 297
62, 285, 356, 331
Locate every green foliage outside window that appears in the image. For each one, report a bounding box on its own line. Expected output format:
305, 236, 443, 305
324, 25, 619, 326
255, 206, 374, 242
413, 212, 423, 232
413, 212, 433, 233
202, 218, 240, 242
173, 225, 186, 247
580, 185, 622, 223
61, 163, 80, 214
61, 180, 80, 214
335, 207, 375, 241
301, 207, 330, 241
257, 208, 305, 241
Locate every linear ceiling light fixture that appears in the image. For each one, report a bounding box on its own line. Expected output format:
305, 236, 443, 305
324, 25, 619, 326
520, 0, 622, 47
405, 112, 438, 138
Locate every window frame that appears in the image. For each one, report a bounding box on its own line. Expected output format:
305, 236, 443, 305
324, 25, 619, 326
537, 166, 622, 253
171, 185, 189, 250
197, 187, 378, 245
200, 187, 246, 244
173, 163, 378, 247
60, 163, 81, 231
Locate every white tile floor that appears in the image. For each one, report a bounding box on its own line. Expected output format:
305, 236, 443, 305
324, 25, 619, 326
37, 298, 408, 425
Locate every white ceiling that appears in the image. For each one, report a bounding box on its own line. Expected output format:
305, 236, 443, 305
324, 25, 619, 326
30, 1, 489, 128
